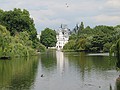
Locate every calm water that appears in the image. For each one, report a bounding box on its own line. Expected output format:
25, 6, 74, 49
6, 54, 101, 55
0, 50, 120, 90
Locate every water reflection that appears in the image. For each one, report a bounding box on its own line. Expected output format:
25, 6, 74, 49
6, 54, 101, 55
64, 52, 117, 80
0, 50, 119, 90
115, 76, 120, 90
56, 51, 69, 75
56, 51, 64, 74
115, 60, 120, 90
38, 51, 118, 90
116, 60, 120, 69
63, 52, 118, 90
0, 56, 39, 90
40, 50, 57, 70
109, 84, 112, 90
63, 51, 116, 90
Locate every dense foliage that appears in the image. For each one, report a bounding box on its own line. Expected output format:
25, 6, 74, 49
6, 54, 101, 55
63, 40, 75, 50
40, 28, 57, 48
0, 25, 37, 57
0, 8, 39, 48
110, 39, 120, 59
0, 8, 46, 58
64, 22, 120, 52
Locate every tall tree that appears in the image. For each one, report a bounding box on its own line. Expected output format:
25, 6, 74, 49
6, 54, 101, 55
40, 28, 57, 48
73, 24, 79, 34
78, 22, 84, 36
80, 22, 84, 30
0, 8, 37, 42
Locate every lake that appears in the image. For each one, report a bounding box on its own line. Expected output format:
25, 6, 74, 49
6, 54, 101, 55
0, 50, 119, 90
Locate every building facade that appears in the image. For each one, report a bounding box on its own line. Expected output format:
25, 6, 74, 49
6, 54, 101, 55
56, 25, 70, 50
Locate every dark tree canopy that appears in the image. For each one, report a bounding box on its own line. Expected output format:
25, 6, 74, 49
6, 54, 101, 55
40, 28, 57, 48
0, 8, 37, 41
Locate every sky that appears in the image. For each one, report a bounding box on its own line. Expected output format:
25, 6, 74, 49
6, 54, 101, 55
0, 0, 120, 33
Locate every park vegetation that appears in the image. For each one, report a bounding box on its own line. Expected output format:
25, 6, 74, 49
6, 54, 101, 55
63, 22, 120, 53
1, 8, 120, 59
0, 8, 46, 58
40, 28, 57, 49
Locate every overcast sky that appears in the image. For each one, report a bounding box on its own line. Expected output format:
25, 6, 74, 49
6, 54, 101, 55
0, 0, 120, 33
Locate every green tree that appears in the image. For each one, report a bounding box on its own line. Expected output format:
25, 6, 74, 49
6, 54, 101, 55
78, 22, 84, 36
40, 28, 57, 48
103, 42, 112, 52
0, 8, 37, 43
74, 38, 87, 51
69, 34, 77, 40
0, 25, 11, 57
90, 35, 105, 52
72, 24, 79, 34
110, 39, 120, 60
36, 43, 46, 52
79, 22, 84, 30
63, 40, 75, 50
0, 24, 38, 58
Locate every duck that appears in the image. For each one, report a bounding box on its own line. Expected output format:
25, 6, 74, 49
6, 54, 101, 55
41, 74, 44, 77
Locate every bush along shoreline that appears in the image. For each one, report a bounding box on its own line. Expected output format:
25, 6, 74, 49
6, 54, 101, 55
0, 25, 39, 59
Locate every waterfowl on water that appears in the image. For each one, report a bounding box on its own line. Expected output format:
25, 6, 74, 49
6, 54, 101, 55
41, 74, 44, 77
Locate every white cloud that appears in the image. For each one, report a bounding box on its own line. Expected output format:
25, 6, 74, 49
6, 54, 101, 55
106, 0, 120, 8
93, 14, 120, 24
0, 0, 120, 32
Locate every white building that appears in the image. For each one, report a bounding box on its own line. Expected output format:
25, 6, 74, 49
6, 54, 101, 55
56, 25, 70, 50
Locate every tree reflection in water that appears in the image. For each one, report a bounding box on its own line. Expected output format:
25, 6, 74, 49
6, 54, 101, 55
109, 84, 112, 90
0, 56, 39, 90
116, 76, 120, 90
115, 60, 120, 90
